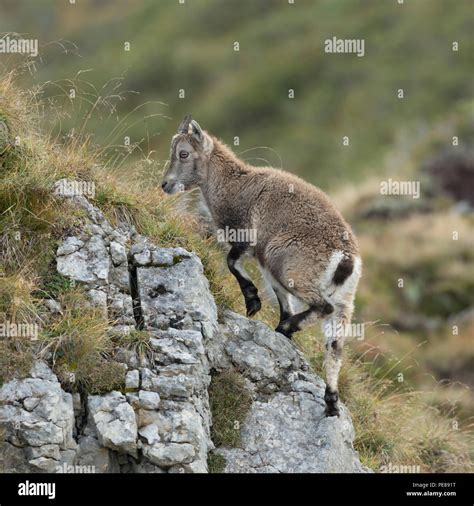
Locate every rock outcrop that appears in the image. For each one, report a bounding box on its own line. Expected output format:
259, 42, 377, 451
0, 182, 369, 473
212, 313, 366, 472
0, 362, 76, 473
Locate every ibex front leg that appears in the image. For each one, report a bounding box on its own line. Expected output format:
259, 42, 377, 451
227, 244, 261, 317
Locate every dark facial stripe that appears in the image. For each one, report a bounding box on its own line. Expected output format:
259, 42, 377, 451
170, 136, 179, 157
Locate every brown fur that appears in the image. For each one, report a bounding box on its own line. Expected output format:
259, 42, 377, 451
162, 117, 362, 417
198, 137, 359, 304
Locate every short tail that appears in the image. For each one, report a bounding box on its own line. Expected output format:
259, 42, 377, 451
332, 255, 354, 286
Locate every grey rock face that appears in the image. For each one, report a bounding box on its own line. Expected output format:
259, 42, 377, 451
134, 246, 218, 335
57, 234, 110, 283
125, 370, 140, 390
87, 392, 138, 456
138, 391, 161, 410
75, 435, 117, 473
53, 183, 136, 328
0, 361, 76, 473
0, 184, 369, 474
213, 312, 368, 473
142, 442, 195, 467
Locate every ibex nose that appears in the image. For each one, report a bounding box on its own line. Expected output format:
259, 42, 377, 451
161, 182, 167, 191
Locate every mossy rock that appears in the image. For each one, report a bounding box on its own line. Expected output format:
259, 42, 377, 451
207, 451, 227, 473
55, 356, 126, 395
208, 369, 252, 448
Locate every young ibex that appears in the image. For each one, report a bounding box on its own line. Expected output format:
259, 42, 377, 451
161, 115, 362, 416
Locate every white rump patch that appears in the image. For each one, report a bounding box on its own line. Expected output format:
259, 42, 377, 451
320, 251, 362, 306
319, 250, 345, 292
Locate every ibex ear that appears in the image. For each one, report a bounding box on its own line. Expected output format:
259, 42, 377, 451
178, 114, 192, 134
190, 119, 203, 143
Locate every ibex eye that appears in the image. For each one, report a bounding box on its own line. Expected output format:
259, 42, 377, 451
179, 151, 189, 159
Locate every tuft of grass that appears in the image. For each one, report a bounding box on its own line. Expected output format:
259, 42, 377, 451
117, 329, 153, 363
0, 338, 34, 387
36, 272, 78, 300
208, 369, 252, 448
0, 271, 38, 323
38, 289, 120, 393
207, 451, 227, 474
56, 355, 125, 395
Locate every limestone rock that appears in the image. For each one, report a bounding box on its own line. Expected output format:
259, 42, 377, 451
142, 442, 195, 468
135, 247, 217, 335
212, 312, 370, 473
87, 392, 138, 456
138, 391, 161, 410
0, 362, 75, 473
125, 370, 140, 390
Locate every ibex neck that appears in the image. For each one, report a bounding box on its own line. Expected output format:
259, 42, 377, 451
202, 139, 247, 193
198, 139, 252, 225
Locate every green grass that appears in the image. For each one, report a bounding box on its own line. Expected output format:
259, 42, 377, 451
0, 338, 34, 388
38, 289, 122, 393
117, 329, 153, 363
208, 369, 252, 448
36, 273, 78, 300
57, 356, 126, 395
207, 451, 227, 474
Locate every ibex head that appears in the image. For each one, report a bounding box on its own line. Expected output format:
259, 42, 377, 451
161, 114, 214, 195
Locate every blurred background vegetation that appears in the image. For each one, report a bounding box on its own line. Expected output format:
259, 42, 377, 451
1, 0, 473, 186
0, 0, 473, 470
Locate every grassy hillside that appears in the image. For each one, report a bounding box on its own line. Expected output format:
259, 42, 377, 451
1, 0, 472, 187
1, 69, 473, 472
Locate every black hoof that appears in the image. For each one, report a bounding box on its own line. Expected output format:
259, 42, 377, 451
322, 302, 334, 315
275, 321, 294, 339
324, 386, 340, 417
325, 404, 340, 417
246, 296, 261, 317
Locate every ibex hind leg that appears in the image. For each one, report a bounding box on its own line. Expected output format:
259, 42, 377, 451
275, 296, 334, 339
258, 264, 299, 330
323, 256, 362, 416
322, 303, 354, 417
260, 268, 334, 339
